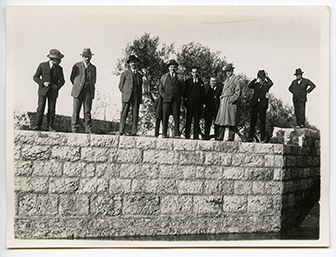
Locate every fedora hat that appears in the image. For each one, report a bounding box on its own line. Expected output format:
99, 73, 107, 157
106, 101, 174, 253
294, 68, 304, 75
80, 48, 94, 57
126, 55, 139, 63
47, 49, 64, 59
223, 63, 235, 72
167, 59, 179, 67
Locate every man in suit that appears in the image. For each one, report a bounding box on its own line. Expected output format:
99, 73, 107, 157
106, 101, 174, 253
33, 49, 65, 131
247, 70, 273, 143
184, 67, 205, 139
203, 76, 222, 140
159, 59, 185, 138
70, 48, 97, 133
118, 55, 145, 136
289, 68, 316, 128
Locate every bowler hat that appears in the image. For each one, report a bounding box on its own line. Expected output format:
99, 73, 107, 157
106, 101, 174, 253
294, 68, 304, 75
126, 55, 139, 63
223, 63, 235, 72
167, 59, 179, 67
80, 48, 94, 57
257, 70, 266, 78
47, 49, 64, 59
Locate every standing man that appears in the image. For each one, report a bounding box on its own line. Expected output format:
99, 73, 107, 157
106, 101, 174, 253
215, 63, 241, 141
203, 76, 222, 140
159, 59, 185, 138
118, 55, 144, 136
247, 70, 273, 143
289, 68, 316, 128
184, 67, 205, 139
33, 49, 65, 131
70, 48, 97, 133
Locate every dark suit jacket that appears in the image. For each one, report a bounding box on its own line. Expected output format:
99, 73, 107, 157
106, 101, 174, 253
184, 78, 205, 107
205, 83, 223, 110
159, 73, 185, 103
70, 61, 97, 99
33, 61, 65, 98
118, 69, 143, 103
248, 78, 273, 108
289, 78, 316, 102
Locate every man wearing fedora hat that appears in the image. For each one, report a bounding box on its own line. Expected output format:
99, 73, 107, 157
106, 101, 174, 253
159, 59, 185, 138
247, 70, 273, 143
70, 48, 97, 133
33, 49, 65, 131
215, 63, 241, 141
289, 68, 316, 128
118, 55, 145, 136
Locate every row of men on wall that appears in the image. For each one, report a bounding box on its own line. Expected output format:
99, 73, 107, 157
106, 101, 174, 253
32, 49, 316, 142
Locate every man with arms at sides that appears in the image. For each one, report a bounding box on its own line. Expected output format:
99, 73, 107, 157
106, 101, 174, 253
70, 48, 97, 133
288, 68, 316, 128
183, 67, 205, 140
159, 59, 185, 138
215, 63, 241, 141
203, 76, 223, 140
247, 70, 273, 143
118, 55, 146, 136
33, 49, 65, 131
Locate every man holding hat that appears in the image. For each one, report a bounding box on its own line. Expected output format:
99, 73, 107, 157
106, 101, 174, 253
33, 49, 65, 131
159, 59, 185, 138
70, 48, 97, 133
247, 70, 273, 143
289, 68, 316, 128
215, 63, 241, 141
118, 55, 144, 136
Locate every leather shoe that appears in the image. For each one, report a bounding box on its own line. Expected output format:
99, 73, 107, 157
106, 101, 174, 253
48, 127, 56, 132
32, 126, 41, 131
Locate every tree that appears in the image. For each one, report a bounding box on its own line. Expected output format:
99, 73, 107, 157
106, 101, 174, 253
113, 33, 175, 135
176, 42, 227, 82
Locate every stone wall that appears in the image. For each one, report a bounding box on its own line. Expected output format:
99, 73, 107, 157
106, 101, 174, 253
13, 128, 320, 239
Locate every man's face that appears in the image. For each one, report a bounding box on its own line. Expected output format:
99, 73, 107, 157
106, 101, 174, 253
129, 60, 137, 70
51, 58, 61, 65
191, 68, 198, 78
168, 65, 177, 73
258, 74, 266, 81
226, 70, 233, 77
210, 78, 216, 88
296, 74, 302, 80
82, 55, 92, 64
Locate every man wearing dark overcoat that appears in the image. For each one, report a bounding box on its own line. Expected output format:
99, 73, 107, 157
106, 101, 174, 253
33, 49, 65, 131
247, 70, 273, 143
70, 48, 97, 133
288, 68, 316, 128
159, 59, 185, 138
184, 67, 205, 139
203, 76, 222, 140
118, 55, 144, 136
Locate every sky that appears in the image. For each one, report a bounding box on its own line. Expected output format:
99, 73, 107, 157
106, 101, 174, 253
6, 5, 329, 128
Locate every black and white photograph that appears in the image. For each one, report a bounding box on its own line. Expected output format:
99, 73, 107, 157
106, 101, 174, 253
1, 1, 334, 255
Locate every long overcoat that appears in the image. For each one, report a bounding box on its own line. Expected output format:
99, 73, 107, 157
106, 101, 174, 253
215, 75, 241, 126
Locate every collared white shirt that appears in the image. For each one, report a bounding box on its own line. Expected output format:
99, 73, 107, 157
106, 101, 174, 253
49, 61, 54, 69
83, 61, 91, 69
